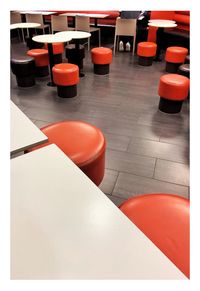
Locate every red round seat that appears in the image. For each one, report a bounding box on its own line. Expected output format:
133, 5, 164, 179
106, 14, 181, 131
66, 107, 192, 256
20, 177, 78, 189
165, 46, 188, 73
91, 47, 112, 65
137, 42, 157, 66
44, 42, 64, 55
52, 63, 79, 86
119, 194, 190, 278
27, 49, 49, 67
165, 46, 188, 63
26, 121, 106, 185
137, 42, 157, 57
158, 74, 189, 113
158, 74, 189, 101
91, 47, 112, 75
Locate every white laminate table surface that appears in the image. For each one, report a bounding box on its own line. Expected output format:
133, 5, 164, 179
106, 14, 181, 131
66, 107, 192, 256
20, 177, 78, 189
60, 12, 109, 18
10, 101, 48, 155
32, 33, 72, 44
11, 144, 186, 279
10, 22, 41, 29
148, 20, 177, 28
56, 30, 91, 40
16, 10, 56, 15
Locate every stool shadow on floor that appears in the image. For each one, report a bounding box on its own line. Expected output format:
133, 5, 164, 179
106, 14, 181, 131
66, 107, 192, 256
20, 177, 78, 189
151, 110, 184, 138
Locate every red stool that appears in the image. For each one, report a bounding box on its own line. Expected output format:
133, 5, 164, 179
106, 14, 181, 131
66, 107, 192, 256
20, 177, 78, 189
165, 46, 188, 73
119, 194, 190, 278
27, 49, 49, 77
26, 121, 106, 186
137, 42, 157, 66
52, 63, 79, 98
158, 74, 189, 113
44, 42, 64, 64
91, 47, 112, 75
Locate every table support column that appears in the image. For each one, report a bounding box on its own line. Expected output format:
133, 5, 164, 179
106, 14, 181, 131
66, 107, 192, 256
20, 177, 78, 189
47, 43, 56, 86
154, 27, 164, 62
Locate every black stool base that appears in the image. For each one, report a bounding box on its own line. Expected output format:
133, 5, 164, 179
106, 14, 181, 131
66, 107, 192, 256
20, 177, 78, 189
16, 75, 35, 87
138, 56, 153, 66
57, 85, 77, 98
53, 54, 63, 65
165, 62, 182, 73
159, 97, 183, 114
67, 58, 83, 69
94, 64, 109, 75
36, 66, 49, 77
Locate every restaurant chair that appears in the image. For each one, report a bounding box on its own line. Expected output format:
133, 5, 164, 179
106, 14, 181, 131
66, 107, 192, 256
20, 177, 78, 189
25, 13, 51, 34
10, 11, 22, 24
119, 193, 190, 278
113, 17, 137, 55
75, 15, 101, 51
51, 15, 75, 33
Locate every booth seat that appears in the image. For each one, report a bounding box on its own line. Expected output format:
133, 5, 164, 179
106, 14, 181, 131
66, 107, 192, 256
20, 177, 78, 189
44, 11, 120, 26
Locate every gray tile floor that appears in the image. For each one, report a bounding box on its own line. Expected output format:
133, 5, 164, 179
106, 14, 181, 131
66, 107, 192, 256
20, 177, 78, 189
11, 37, 189, 206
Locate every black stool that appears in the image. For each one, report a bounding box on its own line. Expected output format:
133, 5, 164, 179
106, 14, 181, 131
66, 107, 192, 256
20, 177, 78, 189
65, 44, 85, 69
185, 55, 190, 64
11, 56, 36, 87
178, 64, 190, 78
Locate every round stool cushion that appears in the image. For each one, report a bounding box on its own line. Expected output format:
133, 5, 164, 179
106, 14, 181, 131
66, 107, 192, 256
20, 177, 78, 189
91, 47, 112, 65
27, 49, 49, 67
11, 56, 35, 76
27, 121, 106, 186
119, 194, 189, 278
137, 42, 157, 57
52, 63, 79, 86
44, 43, 64, 55
165, 46, 188, 63
158, 74, 189, 101
178, 64, 190, 78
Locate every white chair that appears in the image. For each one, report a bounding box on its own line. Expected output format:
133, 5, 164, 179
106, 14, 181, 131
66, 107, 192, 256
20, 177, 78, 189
10, 12, 22, 41
10, 11, 22, 24
113, 17, 137, 55
25, 13, 51, 34
75, 15, 100, 51
51, 15, 75, 33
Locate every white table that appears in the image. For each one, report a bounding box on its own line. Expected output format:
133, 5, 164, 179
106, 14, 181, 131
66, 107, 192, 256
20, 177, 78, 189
10, 101, 48, 156
56, 31, 91, 77
60, 12, 109, 27
11, 143, 186, 279
10, 22, 41, 43
15, 11, 56, 16
32, 34, 72, 86
148, 20, 177, 61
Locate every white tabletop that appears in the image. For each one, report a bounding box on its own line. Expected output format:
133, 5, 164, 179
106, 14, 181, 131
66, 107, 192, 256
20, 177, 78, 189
16, 11, 56, 15
10, 22, 41, 29
60, 12, 109, 18
56, 30, 91, 40
149, 19, 176, 24
10, 101, 48, 155
11, 143, 186, 279
148, 20, 177, 28
32, 33, 72, 44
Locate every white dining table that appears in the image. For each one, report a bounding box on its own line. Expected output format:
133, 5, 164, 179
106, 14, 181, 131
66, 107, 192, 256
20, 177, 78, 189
11, 143, 186, 279
148, 20, 177, 61
10, 22, 41, 43
15, 10, 56, 16
10, 101, 48, 156
32, 34, 72, 86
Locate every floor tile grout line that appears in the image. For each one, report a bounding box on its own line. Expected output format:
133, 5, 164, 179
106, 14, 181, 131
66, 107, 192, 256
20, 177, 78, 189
105, 167, 190, 188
